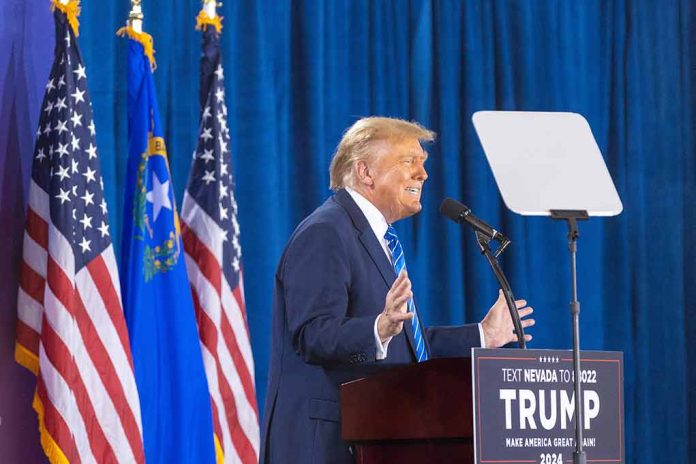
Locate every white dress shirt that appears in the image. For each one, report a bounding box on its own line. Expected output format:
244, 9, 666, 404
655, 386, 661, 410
345, 188, 487, 360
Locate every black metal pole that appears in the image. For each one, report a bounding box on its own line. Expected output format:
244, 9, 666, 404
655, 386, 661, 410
567, 220, 586, 464
551, 210, 588, 464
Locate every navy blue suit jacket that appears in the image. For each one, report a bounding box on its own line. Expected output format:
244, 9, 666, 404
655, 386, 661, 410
261, 189, 481, 464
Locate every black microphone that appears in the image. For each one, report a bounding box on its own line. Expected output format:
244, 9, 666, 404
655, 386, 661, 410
439, 198, 509, 243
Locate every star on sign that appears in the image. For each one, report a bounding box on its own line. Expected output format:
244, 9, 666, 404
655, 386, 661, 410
146, 172, 172, 222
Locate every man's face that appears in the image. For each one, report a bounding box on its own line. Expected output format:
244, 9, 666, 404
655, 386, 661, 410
365, 137, 429, 224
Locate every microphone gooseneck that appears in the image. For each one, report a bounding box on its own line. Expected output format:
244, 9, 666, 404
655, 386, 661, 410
439, 197, 526, 349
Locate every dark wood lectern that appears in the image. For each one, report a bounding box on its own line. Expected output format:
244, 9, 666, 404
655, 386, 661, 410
340, 357, 474, 464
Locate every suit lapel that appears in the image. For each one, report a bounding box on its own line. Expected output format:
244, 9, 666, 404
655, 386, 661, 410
357, 232, 397, 289
335, 189, 395, 289
334, 189, 419, 359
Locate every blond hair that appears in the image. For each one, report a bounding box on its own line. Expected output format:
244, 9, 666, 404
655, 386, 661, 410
329, 117, 436, 191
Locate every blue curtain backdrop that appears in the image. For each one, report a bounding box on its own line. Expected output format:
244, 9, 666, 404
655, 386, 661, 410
1, 1, 694, 463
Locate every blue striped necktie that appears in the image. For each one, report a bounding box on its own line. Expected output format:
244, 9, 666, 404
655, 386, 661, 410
384, 226, 429, 362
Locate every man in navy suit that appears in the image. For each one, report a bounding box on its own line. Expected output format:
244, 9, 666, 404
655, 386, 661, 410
261, 117, 534, 463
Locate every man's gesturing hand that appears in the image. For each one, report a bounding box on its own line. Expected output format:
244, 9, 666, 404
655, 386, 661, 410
377, 271, 414, 343
481, 290, 535, 348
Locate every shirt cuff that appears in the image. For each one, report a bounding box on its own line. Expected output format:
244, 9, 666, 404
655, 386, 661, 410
374, 314, 392, 360
478, 322, 486, 348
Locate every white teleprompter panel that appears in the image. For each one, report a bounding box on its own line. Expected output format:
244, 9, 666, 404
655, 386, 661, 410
472, 111, 622, 216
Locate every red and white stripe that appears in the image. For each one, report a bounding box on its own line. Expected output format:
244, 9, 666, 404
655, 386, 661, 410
181, 192, 259, 464
16, 180, 145, 464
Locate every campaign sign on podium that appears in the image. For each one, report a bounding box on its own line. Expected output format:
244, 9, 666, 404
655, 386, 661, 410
472, 348, 624, 464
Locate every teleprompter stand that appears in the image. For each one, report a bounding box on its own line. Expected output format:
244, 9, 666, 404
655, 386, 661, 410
550, 209, 588, 464
472, 111, 623, 464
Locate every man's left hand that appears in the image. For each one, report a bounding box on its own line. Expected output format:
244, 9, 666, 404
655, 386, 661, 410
481, 290, 535, 348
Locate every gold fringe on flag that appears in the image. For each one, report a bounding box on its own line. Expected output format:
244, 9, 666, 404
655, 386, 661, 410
195, 10, 223, 33
15, 342, 39, 375
33, 393, 70, 464
51, 0, 81, 37
214, 433, 225, 464
116, 26, 157, 71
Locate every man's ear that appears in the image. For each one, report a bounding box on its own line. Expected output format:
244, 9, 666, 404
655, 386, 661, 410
355, 159, 373, 186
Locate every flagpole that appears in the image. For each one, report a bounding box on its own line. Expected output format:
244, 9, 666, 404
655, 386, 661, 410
203, 0, 217, 18
128, 0, 144, 33
196, 0, 223, 34
117, 0, 156, 69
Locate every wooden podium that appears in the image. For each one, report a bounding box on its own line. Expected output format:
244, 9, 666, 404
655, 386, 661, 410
340, 357, 474, 464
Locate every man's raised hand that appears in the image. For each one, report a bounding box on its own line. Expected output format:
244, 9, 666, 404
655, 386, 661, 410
377, 270, 414, 342
481, 290, 535, 348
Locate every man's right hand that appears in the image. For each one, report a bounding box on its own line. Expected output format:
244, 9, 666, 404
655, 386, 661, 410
377, 270, 414, 342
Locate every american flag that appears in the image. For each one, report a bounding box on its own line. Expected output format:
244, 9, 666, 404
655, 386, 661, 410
15, 8, 144, 463
181, 17, 260, 464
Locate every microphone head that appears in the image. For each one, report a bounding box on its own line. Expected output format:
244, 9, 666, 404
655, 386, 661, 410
439, 198, 470, 223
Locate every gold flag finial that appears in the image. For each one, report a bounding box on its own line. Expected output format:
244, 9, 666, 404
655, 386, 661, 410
196, 0, 223, 33
128, 0, 144, 32
116, 0, 156, 70
51, 0, 81, 36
